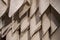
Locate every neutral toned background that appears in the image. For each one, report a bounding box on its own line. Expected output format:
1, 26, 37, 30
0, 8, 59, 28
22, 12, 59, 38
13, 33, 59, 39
0, 0, 60, 40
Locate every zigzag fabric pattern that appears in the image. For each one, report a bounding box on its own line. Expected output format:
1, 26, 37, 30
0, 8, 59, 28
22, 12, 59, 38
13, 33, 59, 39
0, 0, 60, 40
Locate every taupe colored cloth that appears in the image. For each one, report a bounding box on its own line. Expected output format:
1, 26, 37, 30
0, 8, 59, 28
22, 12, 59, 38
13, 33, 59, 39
9, 0, 25, 17
0, 0, 7, 17
0, 0, 60, 40
50, 0, 60, 14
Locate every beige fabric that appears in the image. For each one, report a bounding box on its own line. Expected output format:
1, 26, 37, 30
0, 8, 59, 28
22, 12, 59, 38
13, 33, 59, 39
20, 31, 29, 40
31, 32, 40, 40
21, 15, 29, 32
9, 0, 24, 17
51, 13, 59, 34
51, 26, 60, 40
11, 21, 20, 33
19, 4, 30, 18
42, 13, 50, 35
39, 0, 49, 15
30, 0, 38, 17
2, 22, 14, 37
42, 31, 50, 40
50, 0, 60, 14
30, 15, 37, 36
0, 0, 60, 40
0, 19, 3, 29
3, 0, 8, 5
6, 30, 19, 40
0, 0, 7, 17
